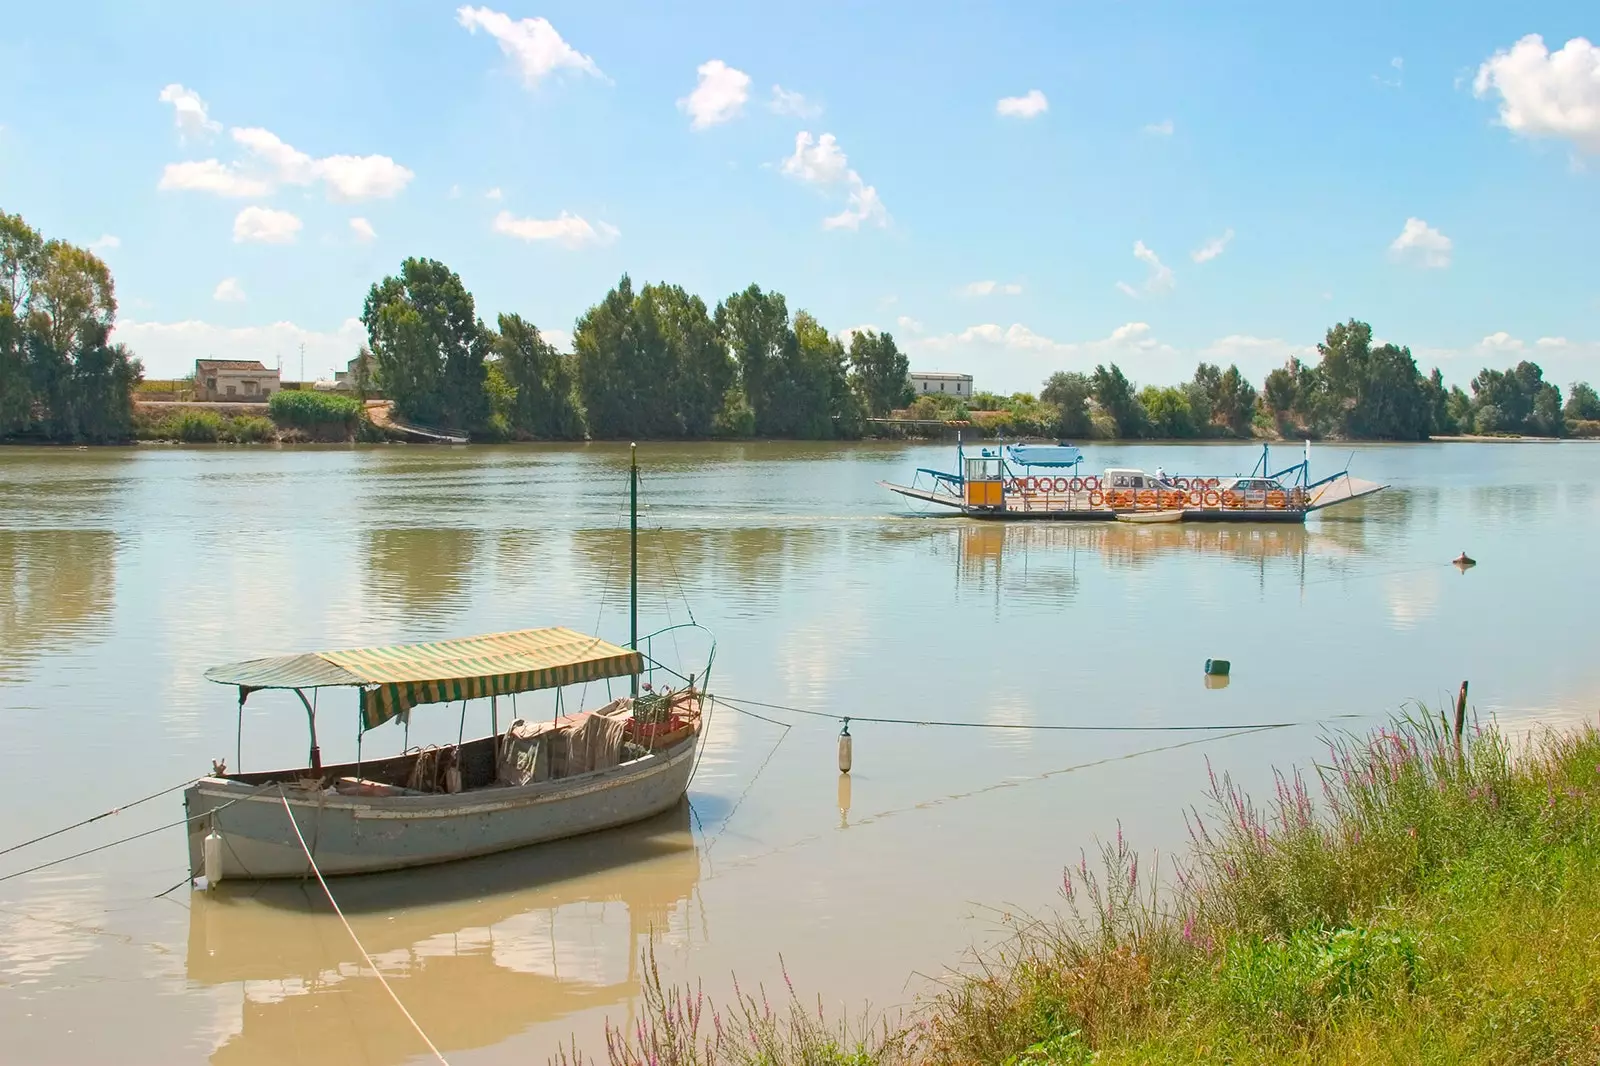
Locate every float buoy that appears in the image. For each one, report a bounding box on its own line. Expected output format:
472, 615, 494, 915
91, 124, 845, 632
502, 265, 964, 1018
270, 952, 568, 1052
838, 718, 853, 773
1453, 552, 1476, 569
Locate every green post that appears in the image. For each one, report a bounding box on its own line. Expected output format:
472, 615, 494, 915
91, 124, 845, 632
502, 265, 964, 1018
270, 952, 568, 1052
630, 442, 639, 698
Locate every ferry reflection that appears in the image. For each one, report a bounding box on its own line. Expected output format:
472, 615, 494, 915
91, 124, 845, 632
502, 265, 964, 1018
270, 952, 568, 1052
188, 803, 699, 1066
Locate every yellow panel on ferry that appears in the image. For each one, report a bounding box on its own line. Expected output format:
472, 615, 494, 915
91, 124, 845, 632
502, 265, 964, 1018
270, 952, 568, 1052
965, 480, 1004, 508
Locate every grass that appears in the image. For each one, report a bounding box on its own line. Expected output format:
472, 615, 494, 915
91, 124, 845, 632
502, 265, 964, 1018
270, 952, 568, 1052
583, 711, 1600, 1066
267, 389, 362, 430
134, 409, 281, 443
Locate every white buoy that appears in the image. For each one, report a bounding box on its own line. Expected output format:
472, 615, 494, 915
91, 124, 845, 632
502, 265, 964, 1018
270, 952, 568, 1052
203, 824, 224, 889
838, 719, 853, 774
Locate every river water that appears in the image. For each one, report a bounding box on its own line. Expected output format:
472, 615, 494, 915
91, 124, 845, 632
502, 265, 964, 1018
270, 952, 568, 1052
1, 440, 1595, 1065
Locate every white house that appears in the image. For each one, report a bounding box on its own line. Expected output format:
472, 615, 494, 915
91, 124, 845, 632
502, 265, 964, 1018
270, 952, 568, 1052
909, 371, 974, 398
194, 359, 280, 401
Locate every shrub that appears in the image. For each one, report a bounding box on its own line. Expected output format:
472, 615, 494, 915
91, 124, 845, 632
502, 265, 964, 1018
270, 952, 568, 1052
166, 409, 224, 442
222, 415, 277, 443
268, 390, 362, 431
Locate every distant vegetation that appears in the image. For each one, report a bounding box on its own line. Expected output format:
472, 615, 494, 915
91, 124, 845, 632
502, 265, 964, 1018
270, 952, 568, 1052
1, 209, 142, 442
4, 212, 1596, 446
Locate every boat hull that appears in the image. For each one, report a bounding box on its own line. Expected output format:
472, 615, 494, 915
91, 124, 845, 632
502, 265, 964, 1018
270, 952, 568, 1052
879, 481, 1309, 523
184, 736, 698, 880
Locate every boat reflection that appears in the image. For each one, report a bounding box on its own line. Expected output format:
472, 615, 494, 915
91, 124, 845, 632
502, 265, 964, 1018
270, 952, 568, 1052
188, 803, 700, 1066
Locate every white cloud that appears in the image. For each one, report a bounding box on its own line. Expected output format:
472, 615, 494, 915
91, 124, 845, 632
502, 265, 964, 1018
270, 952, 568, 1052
679, 60, 750, 130
1474, 35, 1600, 153
1143, 119, 1175, 136
1479, 330, 1524, 353
1191, 228, 1234, 263
996, 89, 1049, 119
769, 85, 821, 118
896, 315, 923, 334
1201, 335, 1311, 364
1375, 56, 1404, 89
492, 209, 619, 249
823, 176, 887, 230
112, 317, 366, 380
1536, 336, 1569, 348
542, 327, 574, 352
315, 154, 414, 200
212, 277, 246, 302
348, 217, 376, 242
87, 234, 120, 253
232, 206, 302, 244
485, 186, 503, 200
229, 128, 413, 201
781, 131, 887, 230
782, 131, 850, 184
456, 6, 601, 87
1389, 217, 1452, 268
962, 280, 1023, 296
158, 84, 221, 141
158, 159, 273, 198
1118, 240, 1175, 296
910, 320, 1183, 391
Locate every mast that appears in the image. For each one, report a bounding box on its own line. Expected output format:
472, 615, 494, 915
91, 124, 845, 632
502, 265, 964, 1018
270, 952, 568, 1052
630, 442, 639, 698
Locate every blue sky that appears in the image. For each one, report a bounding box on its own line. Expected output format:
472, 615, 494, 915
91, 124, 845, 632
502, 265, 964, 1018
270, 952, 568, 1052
1, 1, 1596, 392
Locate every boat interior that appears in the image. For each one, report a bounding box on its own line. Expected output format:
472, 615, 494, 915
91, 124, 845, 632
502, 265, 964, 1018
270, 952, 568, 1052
219, 690, 701, 798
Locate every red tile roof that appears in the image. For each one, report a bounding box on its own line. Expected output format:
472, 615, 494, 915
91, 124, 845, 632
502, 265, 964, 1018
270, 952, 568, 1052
195, 359, 275, 372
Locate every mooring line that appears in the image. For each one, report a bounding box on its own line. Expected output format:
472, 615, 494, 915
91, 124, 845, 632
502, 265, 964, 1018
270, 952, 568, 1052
278, 790, 450, 1066
0, 777, 199, 859
715, 694, 1353, 733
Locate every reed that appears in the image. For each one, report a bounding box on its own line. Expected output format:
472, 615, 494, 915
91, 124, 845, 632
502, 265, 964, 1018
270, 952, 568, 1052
578, 709, 1600, 1065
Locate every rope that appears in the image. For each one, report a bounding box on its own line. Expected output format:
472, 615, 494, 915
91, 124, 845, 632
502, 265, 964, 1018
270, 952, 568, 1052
278, 790, 450, 1065
704, 716, 792, 856
0, 777, 198, 858
715, 695, 1357, 733
0, 790, 253, 885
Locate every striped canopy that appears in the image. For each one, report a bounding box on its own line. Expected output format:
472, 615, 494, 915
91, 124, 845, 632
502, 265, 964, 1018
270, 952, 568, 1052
204, 627, 642, 730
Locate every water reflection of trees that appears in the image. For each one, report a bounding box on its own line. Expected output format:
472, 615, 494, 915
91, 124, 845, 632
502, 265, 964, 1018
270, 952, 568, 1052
569, 526, 828, 609
364, 529, 482, 623
0, 530, 116, 682
188, 805, 699, 1066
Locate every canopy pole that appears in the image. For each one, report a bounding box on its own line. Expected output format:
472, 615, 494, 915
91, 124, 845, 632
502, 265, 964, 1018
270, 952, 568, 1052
491, 695, 499, 745
235, 688, 247, 773
293, 689, 321, 774
630, 442, 639, 699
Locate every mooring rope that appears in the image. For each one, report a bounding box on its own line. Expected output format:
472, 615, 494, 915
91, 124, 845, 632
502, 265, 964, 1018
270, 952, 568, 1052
278, 790, 450, 1065
0, 790, 255, 885
0, 777, 199, 859
715, 694, 1360, 733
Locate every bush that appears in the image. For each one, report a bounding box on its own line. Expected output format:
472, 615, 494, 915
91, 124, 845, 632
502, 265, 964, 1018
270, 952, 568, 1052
166, 410, 223, 442
268, 390, 362, 431
1567, 419, 1600, 439
222, 415, 277, 443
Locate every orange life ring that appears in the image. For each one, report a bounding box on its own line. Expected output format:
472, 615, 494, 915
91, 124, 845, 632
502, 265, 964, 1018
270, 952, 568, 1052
1187, 489, 1203, 506
1267, 490, 1287, 509
1136, 489, 1157, 507
1166, 491, 1186, 509
1083, 475, 1100, 491
1069, 477, 1084, 493
1088, 488, 1104, 507
1175, 477, 1191, 491
1017, 477, 1032, 493
1221, 490, 1239, 508
1053, 477, 1071, 493
1203, 490, 1221, 507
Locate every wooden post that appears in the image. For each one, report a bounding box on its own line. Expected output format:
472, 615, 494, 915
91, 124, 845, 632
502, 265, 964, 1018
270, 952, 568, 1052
1453, 680, 1469, 755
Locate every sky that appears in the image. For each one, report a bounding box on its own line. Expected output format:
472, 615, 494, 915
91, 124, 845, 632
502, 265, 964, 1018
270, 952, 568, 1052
1, 1, 1597, 393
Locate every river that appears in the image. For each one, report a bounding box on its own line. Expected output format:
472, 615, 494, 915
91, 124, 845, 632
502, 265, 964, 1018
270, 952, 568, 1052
1, 440, 1595, 1065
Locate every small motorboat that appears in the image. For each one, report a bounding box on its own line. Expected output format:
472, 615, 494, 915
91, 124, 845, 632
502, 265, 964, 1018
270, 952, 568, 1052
1115, 509, 1185, 524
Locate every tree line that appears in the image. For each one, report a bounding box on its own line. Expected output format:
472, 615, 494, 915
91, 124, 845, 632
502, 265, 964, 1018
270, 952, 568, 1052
361, 258, 911, 440
1, 210, 141, 442
911, 319, 1599, 442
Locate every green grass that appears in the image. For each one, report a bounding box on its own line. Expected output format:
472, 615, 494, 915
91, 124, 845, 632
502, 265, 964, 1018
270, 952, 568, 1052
589, 712, 1600, 1066
134, 409, 281, 443
267, 389, 362, 430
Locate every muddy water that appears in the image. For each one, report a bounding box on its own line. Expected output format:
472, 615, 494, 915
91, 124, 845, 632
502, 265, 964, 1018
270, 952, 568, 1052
1, 440, 1596, 1065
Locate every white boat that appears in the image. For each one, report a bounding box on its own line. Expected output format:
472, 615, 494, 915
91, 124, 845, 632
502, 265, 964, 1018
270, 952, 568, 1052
1115, 509, 1185, 524
183, 446, 712, 882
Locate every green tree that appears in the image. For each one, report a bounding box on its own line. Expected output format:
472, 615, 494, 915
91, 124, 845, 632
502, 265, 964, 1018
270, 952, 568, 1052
788, 311, 861, 438
494, 313, 584, 439
1138, 385, 1198, 438
1262, 363, 1298, 423
573, 275, 677, 439
361, 257, 487, 431
1040, 371, 1093, 437
1419, 367, 1453, 435
1091, 363, 1144, 438
1565, 382, 1600, 421
716, 284, 791, 435
847, 329, 911, 417
1470, 361, 1563, 437
1213, 365, 1259, 437
647, 283, 732, 438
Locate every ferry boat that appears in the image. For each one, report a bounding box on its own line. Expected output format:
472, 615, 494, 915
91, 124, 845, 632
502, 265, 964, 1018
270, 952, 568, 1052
880, 440, 1385, 523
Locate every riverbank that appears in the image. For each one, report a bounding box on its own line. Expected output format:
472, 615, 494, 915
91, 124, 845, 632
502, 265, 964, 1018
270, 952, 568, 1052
601, 712, 1600, 1065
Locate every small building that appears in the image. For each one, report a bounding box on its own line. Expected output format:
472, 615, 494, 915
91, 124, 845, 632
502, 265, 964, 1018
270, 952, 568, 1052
194, 359, 280, 402
909, 371, 974, 398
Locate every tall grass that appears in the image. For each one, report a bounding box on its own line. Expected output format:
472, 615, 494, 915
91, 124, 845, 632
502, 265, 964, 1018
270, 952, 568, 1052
584, 710, 1600, 1065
